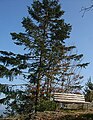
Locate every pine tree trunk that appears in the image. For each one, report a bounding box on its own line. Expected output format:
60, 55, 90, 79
35, 53, 42, 113
35, 78, 40, 113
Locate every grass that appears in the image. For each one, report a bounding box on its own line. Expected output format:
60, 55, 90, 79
1, 110, 93, 120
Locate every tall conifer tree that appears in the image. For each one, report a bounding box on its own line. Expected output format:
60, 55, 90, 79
0, 0, 89, 115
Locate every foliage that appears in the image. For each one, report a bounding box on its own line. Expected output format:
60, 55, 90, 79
84, 77, 93, 102
0, 0, 89, 116
37, 99, 58, 112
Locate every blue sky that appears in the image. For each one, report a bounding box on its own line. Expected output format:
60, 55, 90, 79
62, 0, 93, 84
0, 0, 93, 86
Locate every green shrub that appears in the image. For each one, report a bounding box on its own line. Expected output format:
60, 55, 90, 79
37, 99, 58, 112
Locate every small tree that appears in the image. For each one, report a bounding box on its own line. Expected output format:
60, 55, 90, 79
84, 77, 93, 102
57, 47, 87, 93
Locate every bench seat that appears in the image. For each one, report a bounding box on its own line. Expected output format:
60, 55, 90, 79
54, 93, 90, 109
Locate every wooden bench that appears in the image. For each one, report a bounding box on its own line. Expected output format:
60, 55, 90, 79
53, 93, 90, 110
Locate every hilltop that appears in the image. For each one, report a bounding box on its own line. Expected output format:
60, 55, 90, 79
1, 110, 93, 120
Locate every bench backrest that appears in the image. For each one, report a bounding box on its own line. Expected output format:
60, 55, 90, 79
54, 93, 86, 103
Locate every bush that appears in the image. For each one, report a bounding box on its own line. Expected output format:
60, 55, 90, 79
37, 99, 58, 112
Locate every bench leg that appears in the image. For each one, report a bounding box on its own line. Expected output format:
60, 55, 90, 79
62, 103, 65, 109
82, 103, 84, 110
87, 103, 88, 111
